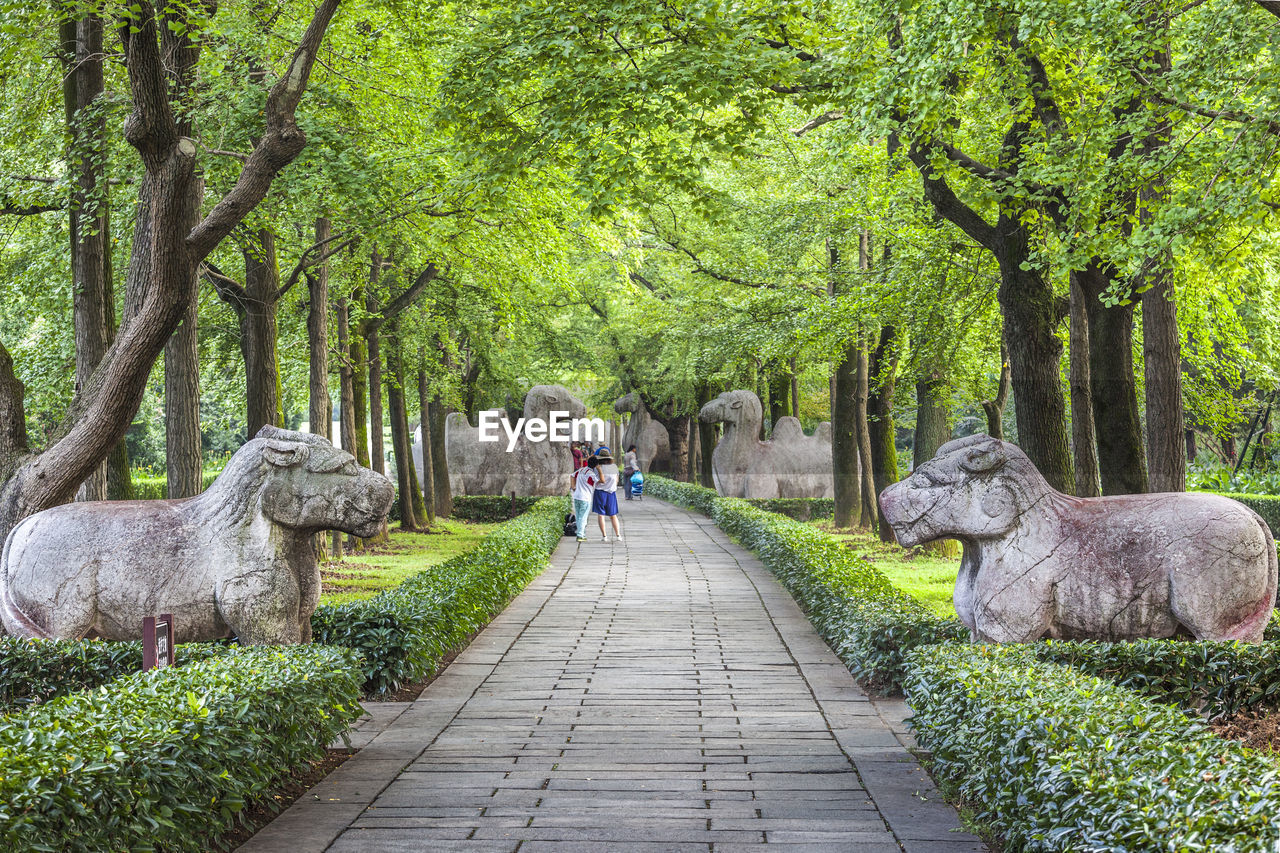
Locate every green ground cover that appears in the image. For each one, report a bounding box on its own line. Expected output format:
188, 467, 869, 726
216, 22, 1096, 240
319, 519, 498, 605
807, 521, 960, 619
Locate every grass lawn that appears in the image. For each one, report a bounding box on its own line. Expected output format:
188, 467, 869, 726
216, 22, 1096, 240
808, 520, 961, 618
319, 518, 498, 605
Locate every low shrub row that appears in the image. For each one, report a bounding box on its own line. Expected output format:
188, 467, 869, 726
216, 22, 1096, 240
312, 496, 567, 694
1218, 491, 1280, 537
745, 497, 835, 521
0, 645, 362, 852
645, 476, 718, 515
0, 637, 229, 713
450, 494, 542, 522
905, 643, 1280, 852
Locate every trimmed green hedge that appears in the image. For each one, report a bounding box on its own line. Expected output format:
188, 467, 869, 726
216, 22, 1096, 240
312, 496, 567, 694
906, 644, 1280, 853
1218, 492, 1280, 536
132, 472, 219, 500
0, 645, 362, 852
450, 494, 541, 522
649, 476, 965, 689
0, 638, 230, 713
745, 497, 836, 521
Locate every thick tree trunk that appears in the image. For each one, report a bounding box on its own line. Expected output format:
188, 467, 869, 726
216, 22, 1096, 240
993, 223, 1074, 494
1077, 261, 1148, 495
385, 331, 418, 531
307, 217, 331, 442
768, 370, 790, 430
164, 295, 202, 497
429, 400, 453, 517
1069, 274, 1102, 498
334, 293, 355, 559
350, 316, 370, 469
790, 356, 800, 420
668, 416, 692, 482
868, 326, 899, 542
416, 357, 436, 526
1143, 264, 1185, 494
240, 229, 282, 437
914, 376, 949, 468
832, 342, 860, 528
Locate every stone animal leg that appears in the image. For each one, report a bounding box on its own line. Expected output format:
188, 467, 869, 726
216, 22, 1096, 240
216, 574, 302, 645
972, 587, 1054, 643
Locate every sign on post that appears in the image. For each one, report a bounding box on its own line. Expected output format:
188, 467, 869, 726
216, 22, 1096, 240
142, 613, 175, 670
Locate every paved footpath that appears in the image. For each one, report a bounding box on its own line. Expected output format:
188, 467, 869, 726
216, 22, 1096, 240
241, 498, 986, 853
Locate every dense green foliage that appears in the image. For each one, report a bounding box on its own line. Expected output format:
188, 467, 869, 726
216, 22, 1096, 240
743, 498, 835, 522
0, 638, 230, 713
0, 645, 362, 852
906, 644, 1280, 853
311, 496, 567, 694
449, 495, 542, 523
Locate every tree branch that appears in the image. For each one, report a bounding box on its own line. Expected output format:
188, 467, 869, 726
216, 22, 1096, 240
200, 261, 249, 314
0, 203, 61, 216
790, 110, 844, 137
759, 38, 819, 62
369, 262, 440, 330
1254, 0, 1280, 20
275, 232, 359, 301
186, 0, 342, 260
0, 340, 29, 456
906, 141, 999, 251
1133, 69, 1280, 135
119, 0, 178, 166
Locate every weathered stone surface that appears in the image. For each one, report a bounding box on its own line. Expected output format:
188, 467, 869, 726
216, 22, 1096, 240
879, 434, 1279, 643
426, 385, 587, 496
613, 392, 670, 473
699, 390, 834, 499
0, 426, 395, 645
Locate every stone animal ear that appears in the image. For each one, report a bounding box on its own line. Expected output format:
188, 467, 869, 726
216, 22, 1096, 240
731, 400, 743, 409
263, 439, 309, 468
961, 444, 1006, 474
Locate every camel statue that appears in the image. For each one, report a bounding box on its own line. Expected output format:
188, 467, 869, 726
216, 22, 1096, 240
613, 391, 671, 473
699, 390, 834, 499
415, 385, 589, 496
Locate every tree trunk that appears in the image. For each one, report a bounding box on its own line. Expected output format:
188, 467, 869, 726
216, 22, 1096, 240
914, 376, 949, 468
241, 229, 281, 437
64, 14, 115, 502
981, 344, 1010, 441
366, 324, 385, 475
768, 370, 790, 431
384, 329, 418, 531
994, 224, 1075, 494
789, 356, 800, 420
1185, 428, 1197, 464
430, 400, 453, 517
307, 217, 331, 442
1142, 256, 1184, 495
350, 325, 370, 469
1069, 274, 1102, 497
854, 336, 877, 529
1077, 261, 1148, 495
416, 357, 436, 527
668, 415, 691, 482
832, 341, 860, 528
334, 292, 355, 559
868, 326, 899, 542
164, 295, 202, 497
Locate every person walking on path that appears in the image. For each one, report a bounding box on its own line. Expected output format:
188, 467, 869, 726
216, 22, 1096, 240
569, 457, 599, 542
593, 448, 623, 542
622, 445, 639, 501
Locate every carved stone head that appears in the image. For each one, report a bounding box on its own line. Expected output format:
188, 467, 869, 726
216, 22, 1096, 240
250, 426, 395, 538
699, 390, 762, 427
614, 391, 640, 415
526, 384, 587, 419
879, 435, 1051, 547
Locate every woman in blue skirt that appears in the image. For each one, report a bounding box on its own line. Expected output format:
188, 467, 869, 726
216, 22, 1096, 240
592, 449, 623, 543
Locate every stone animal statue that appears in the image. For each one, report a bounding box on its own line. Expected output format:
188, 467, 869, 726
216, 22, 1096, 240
613, 391, 671, 473
438, 384, 588, 496
0, 426, 395, 645
879, 434, 1278, 644
699, 390, 834, 499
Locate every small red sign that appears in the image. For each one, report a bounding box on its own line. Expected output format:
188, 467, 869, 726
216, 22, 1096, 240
143, 613, 175, 670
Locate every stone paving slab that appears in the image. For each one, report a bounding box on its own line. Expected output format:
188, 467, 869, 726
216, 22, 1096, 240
239, 497, 985, 852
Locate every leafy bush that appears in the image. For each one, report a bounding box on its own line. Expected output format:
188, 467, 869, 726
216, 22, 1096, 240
1031, 637, 1280, 721
744, 497, 836, 521
905, 643, 1280, 853
0, 645, 362, 852
645, 475, 718, 515
0, 637, 229, 713
312, 496, 567, 694
132, 472, 218, 500
451, 494, 541, 522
